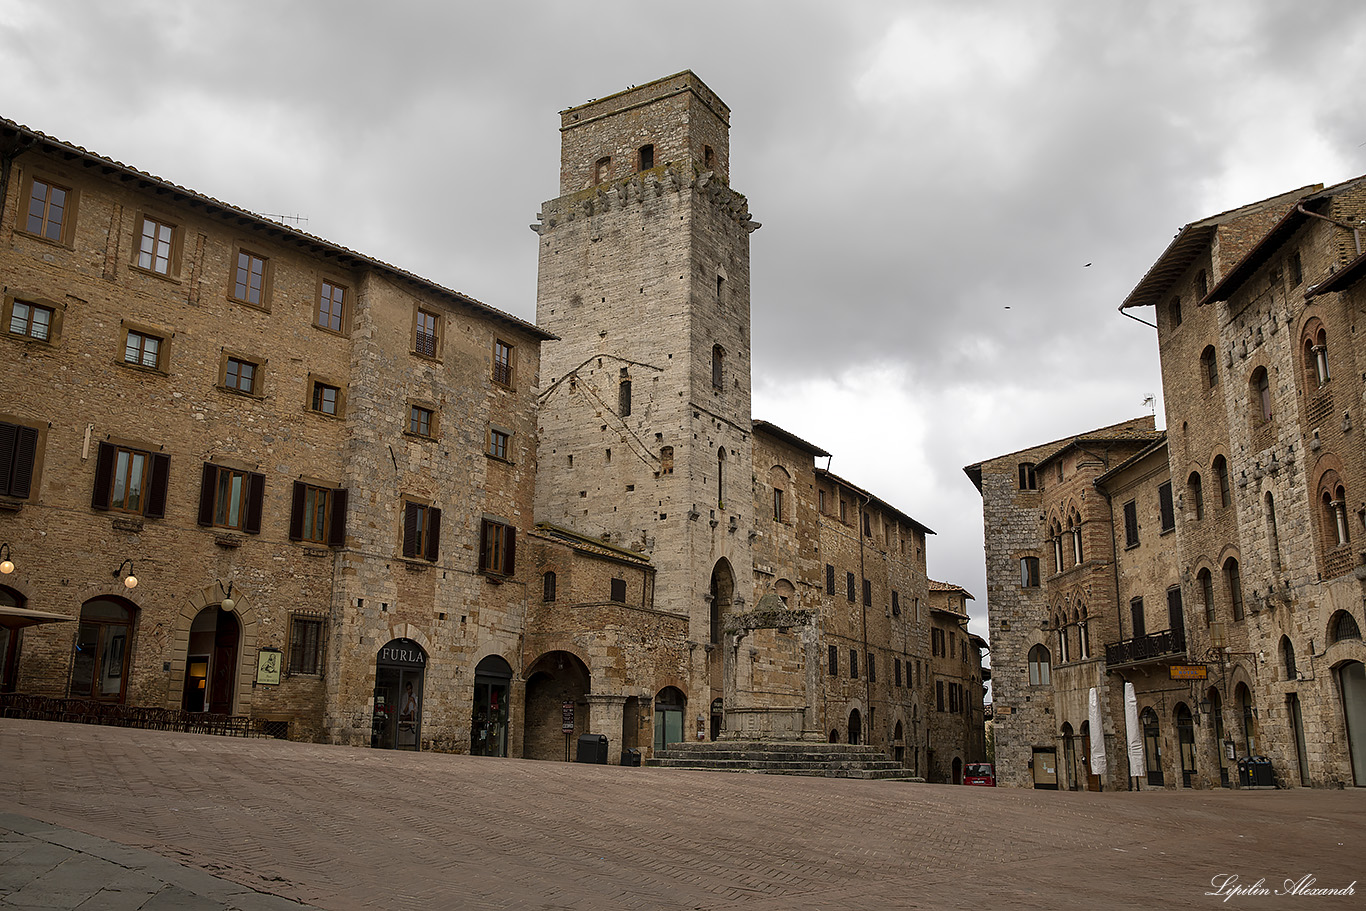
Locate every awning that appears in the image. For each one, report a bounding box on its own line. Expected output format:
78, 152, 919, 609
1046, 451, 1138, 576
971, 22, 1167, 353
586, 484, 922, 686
0, 605, 76, 630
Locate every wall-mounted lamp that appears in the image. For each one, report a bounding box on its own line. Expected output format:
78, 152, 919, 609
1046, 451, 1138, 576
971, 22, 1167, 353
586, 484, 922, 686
113, 559, 138, 590
219, 581, 236, 612
0, 543, 13, 575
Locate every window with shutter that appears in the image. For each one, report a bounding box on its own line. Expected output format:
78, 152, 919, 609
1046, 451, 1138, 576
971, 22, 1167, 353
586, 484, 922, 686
479, 519, 514, 575
0, 422, 39, 499
198, 463, 264, 532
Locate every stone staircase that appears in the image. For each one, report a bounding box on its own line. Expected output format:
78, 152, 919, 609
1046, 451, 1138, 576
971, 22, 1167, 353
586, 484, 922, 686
647, 739, 920, 780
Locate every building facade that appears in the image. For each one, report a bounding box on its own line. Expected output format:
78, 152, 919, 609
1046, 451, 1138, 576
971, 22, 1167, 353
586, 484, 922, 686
972, 178, 1366, 790
1, 72, 982, 768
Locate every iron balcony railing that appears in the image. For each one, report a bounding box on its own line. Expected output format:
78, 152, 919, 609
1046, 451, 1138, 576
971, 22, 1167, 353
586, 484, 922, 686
1105, 628, 1186, 669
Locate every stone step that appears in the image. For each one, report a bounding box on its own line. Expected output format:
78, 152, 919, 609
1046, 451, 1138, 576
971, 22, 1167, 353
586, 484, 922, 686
652, 749, 894, 763
650, 757, 906, 771
645, 738, 914, 780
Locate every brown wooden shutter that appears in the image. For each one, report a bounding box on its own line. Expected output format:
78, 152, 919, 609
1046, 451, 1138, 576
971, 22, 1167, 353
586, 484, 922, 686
288, 481, 306, 541
8, 425, 38, 499
402, 502, 420, 558
424, 507, 441, 561
502, 525, 516, 574
0, 423, 14, 496
244, 472, 265, 534
145, 453, 170, 518
91, 442, 116, 510
328, 488, 348, 546
197, 462, 216, 526
477, 518, 489, 570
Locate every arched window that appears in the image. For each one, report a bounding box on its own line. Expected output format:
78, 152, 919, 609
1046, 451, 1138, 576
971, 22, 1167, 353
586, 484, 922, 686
769, 466, 790, 523
1050, 520, 1064, 574
1304, 325, 1330, 388
711, 345, 724, 389
542, 571, 557, 602
1201, 346, 1219, 388
1330, 610, 1362, 643
1250, 367, 1271, 423
1188, 472, 1204, 520
1213, 455, 1230, 507
1281, 636, 1297, 680
1028, 644, 1051, 686
1077, 604, 1090, 659
1054, 611, 1070, 664
659, 445, 673, 475
1323, 484, 1350, 547
1224, 557, 1244, 621
1168, 296, 1182, 327
70, 597, 137, 703
1069, 511, 1084, 565
1198, 568, 1215, 625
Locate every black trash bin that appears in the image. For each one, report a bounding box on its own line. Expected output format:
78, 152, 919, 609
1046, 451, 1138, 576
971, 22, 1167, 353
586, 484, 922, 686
1248, 756, 1275, 787
576, 733, 608, 764
1237, 758, 1253, 787
620, 748, 642, 767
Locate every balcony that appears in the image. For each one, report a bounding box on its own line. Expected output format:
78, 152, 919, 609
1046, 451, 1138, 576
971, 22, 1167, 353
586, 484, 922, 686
1105, 628, 1186, 670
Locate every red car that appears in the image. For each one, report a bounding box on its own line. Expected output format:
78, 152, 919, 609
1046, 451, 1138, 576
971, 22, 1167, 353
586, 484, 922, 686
963, 762, 996, 786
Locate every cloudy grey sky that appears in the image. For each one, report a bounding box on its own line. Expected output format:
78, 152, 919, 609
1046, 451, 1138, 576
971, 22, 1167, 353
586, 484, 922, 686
5, 1, 1366, 642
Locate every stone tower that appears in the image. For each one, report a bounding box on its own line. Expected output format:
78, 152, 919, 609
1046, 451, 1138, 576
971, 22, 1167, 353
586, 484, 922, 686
533, 71, 760, 727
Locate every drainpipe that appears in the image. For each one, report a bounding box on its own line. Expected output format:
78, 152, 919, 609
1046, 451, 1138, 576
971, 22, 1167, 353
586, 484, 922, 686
1297, 204, 1361, 257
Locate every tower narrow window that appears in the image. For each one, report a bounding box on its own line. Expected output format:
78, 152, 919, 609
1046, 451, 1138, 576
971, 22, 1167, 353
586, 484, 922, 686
638, 144, 654, 171
619, 378, 632, 417
712, 345, 724, 389
1201, 346, 1218, 388
593, 156, 610, 185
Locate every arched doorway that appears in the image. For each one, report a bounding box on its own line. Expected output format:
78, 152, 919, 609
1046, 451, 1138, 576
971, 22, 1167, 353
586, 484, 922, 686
472, 654, 513, 757
829, 729, 839, 743
952, 756, 963, 784
848, 708, 862, 745
523, 650, 590, 761
1079, 721, 1100, 791
371, 638, 426, 751
182, 606, 239, 714
1235, 682, 1257, 756
1208, 687, 1229, 787
709, 559, 734, 646
710, 697, 724, 741
654, 686, 686, 752
1337, 660, 1366, 786
1062, 723, 1078, 790
893, 720, 905, 764
1175, 703, 1196, 788
1141, 707, 1163, 786
71, 597, 137, 703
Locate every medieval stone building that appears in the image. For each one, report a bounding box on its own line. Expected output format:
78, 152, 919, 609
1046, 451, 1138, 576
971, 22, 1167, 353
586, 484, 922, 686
0, 72, 979, 768
972, 177, 1366, 790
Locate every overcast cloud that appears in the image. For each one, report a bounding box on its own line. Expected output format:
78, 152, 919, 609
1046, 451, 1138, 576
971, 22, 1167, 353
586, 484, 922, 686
5, 0, 1366, 642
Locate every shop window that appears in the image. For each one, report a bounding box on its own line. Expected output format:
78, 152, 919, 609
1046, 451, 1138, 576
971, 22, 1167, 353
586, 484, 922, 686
91, 442, 169, 518
288, 481, 347, 545
69, 598, 135, 702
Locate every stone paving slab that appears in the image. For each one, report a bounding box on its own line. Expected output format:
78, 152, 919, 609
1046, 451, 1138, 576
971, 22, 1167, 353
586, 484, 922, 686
0, 720, 1362, 910
0, 813, 315, 910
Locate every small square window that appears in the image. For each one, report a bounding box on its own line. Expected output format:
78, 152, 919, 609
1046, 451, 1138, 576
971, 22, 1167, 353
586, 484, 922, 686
414, 308, 439, 358
488, 428, 510, 460
493, 339, 514, 387
311, 381, 340, 416
317, 281, 347, 333
124, 330, 163, 370
25, 178, 71, 242
223, 357, 258, 394
232, 250, 270, 307
136, 216, 178, 275
409, 405, 435, 438
9, 300, 53, 341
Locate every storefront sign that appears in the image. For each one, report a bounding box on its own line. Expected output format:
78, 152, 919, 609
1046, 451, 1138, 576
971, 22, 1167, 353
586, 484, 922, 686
1170, 665, 1208, 680
256, 648, 282, 685
562, 701, 575, 733
378, 640, 427, 667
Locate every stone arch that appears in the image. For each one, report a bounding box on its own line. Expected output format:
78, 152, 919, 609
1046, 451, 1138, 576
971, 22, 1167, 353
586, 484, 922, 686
774, 577, 796, 606
1328, 609, 1363, 646
709, 557, 734, 645
1300, 315, 1331, 389
168, 582, 259, 715
523, 649, 591, 760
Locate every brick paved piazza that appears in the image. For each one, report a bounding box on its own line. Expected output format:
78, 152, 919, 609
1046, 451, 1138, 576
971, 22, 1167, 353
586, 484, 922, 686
0, 720, 1361, 910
